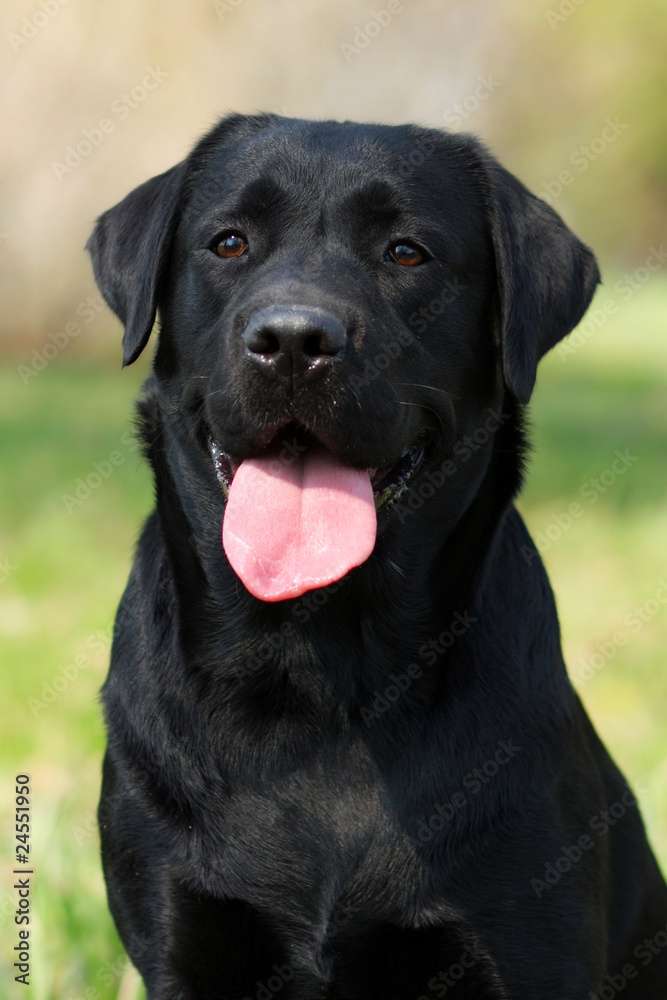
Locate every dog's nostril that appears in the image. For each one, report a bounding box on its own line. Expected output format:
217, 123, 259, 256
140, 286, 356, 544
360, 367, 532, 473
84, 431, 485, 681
303, 332, 335, 358
246, 329, 281, 356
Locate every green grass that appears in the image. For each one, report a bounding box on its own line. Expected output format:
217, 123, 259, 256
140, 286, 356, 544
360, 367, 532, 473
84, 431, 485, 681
0, 356, 152, 1000
517, 279, 667, 857
1, 278, 666, 997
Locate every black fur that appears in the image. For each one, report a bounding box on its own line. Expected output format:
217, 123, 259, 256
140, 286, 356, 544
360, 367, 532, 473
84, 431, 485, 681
88, 114, 667, 999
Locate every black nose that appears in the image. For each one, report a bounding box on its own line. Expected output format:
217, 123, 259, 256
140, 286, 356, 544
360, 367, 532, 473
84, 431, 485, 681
242, 305, 347, 380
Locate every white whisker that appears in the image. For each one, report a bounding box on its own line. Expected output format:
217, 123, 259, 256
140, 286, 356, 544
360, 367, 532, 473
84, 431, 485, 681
394, 382, 460, 401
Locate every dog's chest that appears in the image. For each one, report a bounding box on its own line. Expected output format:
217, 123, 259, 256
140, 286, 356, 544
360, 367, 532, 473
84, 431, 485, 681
193, 747, 429, 933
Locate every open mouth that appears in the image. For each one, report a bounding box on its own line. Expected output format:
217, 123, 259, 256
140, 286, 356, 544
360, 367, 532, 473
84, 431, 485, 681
209, 424, 427, 602
209, 427, 426, 511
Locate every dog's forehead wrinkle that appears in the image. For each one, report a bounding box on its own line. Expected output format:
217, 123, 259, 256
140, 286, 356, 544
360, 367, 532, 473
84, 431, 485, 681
335, 179, 406, 230
195, 121, 402, 209
199, 184, 470, 278
184, 117, 476, 232
188, 136, 471, 259
228, 174, 291, 220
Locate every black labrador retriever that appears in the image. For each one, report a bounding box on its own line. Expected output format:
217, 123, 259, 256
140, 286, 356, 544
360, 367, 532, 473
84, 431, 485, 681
87, 114, 667, 999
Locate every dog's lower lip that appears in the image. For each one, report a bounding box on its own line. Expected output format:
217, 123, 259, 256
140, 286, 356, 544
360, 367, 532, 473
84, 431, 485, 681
208, 436, 425, 507
369, 441, 425, 509
210, 440, 234, 496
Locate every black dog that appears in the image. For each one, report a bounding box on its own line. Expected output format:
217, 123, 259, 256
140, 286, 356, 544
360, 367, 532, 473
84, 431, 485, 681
88, 114, 667, 999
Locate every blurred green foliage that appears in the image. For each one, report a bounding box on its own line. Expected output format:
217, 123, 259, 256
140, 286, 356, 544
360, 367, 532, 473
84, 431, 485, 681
492, 0, 667, 259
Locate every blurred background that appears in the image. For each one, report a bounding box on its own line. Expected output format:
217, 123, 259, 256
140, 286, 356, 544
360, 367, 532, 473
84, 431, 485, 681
1, 0, 666, 996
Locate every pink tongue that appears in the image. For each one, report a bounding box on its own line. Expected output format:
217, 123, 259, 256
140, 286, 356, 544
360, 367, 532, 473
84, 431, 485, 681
222, 449, 377, 602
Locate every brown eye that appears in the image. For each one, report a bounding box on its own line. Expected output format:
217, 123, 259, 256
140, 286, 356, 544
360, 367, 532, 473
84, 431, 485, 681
388, 242, 426, 267
215, 233, 248, 258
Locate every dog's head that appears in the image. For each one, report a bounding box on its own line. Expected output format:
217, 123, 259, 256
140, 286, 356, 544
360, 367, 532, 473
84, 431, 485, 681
87, 114, 599, 602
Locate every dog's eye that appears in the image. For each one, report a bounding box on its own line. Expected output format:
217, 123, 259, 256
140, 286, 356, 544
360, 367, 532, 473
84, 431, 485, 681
215, 233, 248, 258
387, 242, 427, 267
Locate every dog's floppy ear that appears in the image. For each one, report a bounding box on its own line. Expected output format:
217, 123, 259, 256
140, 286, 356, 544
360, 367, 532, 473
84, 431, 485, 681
472, 144, 600, 403
86, 163, 186, 367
